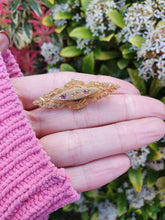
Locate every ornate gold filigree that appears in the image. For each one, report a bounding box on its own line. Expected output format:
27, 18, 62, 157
33, 79, 120, 111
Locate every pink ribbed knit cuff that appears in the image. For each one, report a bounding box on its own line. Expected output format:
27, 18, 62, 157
0, 50, 80, 220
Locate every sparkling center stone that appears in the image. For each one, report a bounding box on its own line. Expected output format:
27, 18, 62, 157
84, 90, 89, 95
61, 94, 66, 99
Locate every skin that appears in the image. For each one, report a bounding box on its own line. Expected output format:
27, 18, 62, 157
0, 32, 10, 55
1, 33, 165, 193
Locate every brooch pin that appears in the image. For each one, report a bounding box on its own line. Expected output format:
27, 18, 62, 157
33, 79, 120, 111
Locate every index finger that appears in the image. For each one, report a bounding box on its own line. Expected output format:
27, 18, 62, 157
11, 71, 140, 110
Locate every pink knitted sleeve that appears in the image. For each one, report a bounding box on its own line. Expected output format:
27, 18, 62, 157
0, 50, 80, 220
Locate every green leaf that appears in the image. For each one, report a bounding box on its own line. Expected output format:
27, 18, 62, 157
100, 64, 110, 75
127, 68, 146, 95
60, 63, 76, 72
70, 27, 94, 39
91, 212, 98, 220
148, 149, 163, 161
63, 203, 74, 212
81, 212, 89, 220
43, 0, 55, 8
28, 0, 42, 16
147, 170, 159, 188
100, 33, 114, 42
117, 193, 127, 216
82, 52, 94, 74
23, 22, 32, 40
149, 78, 164, 97
13, 22, 33, 49
156, 177, 165, 190
157, 20, 165, 28
149, 142, 159, 151
81, 0, 92, 11
42, 15, 55, 27
55, 12, 73, 20
117, 59, 129, 70
60, 46, 83, 57
10, 0, 22, 12
11, 11, 19, 25
55, 25, 66, 33
128, 167, 143, 192
161, 96, 165, 104
95, 50, 120, 61
122, 48, 135, 59
21, 2, 29, 10
129, 35, 146, 49
107, 10, 125, 28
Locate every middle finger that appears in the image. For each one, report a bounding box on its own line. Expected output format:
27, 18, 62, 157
40, 117, 165, 168
27, 94, 165, 138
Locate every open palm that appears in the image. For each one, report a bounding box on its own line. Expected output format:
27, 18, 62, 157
11, 71, 165, 193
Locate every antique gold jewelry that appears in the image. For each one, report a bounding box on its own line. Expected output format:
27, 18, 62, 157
33, 79, 120, 111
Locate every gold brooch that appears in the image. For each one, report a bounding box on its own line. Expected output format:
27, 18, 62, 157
33, 79, 120, 111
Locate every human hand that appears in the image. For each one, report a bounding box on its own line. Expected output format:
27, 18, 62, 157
0, 31, 10, 55
11, 72, 165, 193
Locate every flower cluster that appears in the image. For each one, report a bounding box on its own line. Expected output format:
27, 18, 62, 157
127, 146, 150, 169
76, 38, 92, 54
51, 3, 70, 27
120, 0, 165, 80
85, 0, 117, 38
125, 184, 156, 209
41, 42, 63, 65
147, 159, 164, 171
138, 25, 165, 80
97, 200, 118, 220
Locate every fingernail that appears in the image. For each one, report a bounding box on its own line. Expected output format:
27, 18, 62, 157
0, 31, 11, 45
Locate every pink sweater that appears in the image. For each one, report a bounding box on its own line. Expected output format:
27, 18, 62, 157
0, 50, 80, 220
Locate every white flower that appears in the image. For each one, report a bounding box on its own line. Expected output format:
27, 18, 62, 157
140, 185, 156, 201
161, 136, 165, 143
147, 160, 164, 171
86, 0, 117, 38
73, 0, 80, 7
138, 58, 156, 80
120, 0, 165, 81
74, 194, 88, 213
47, 68, 60, 73
126, 188, 144, 208
115, 0, 126, 9
120, 0, 165, 41
51, 3, 70, 27
127, 146, 150, 169
73, 13, 82, 22
126, 185, 156, 209
160, 147, 165, 159
98, 200, 118, 220
76, 38, 92, 54
41, 42, 63, 65
123, 182, 129, 188
117, 187, 124, 193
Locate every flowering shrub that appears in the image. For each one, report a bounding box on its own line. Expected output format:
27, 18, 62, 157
1, 0, 54, 75
3, 0, 165, 219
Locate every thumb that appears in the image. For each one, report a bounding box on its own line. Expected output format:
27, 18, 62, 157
0, 31, 10, 55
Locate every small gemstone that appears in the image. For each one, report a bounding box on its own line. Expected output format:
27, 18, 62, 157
61, 94, 66, 99
84, 90, 89, 95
